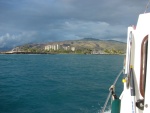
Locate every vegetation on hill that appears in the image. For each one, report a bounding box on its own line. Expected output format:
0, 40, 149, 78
10, 38, 126, 54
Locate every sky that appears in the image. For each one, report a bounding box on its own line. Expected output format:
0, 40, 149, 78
0, 0, 149, 50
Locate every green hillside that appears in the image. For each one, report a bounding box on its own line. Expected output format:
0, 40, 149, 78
12, 38, 126, 54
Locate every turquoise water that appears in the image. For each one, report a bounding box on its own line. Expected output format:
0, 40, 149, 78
0, 54, 124, 113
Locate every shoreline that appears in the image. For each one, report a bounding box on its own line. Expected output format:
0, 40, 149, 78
0, 52, 125, 55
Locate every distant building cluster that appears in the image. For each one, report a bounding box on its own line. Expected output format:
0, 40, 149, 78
45, 44, 75, 51
91, 50, 104, 54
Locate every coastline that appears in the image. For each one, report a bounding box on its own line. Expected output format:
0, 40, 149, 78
0, 51, 125, 55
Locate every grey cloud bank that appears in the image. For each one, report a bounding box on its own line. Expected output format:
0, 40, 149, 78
0, 0, 149, 50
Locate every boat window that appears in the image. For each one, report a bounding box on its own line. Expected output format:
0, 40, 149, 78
140, 35, 148, 98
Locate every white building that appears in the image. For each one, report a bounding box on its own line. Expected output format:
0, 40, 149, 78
45, 44, 75, 51
71, 47, 75, 51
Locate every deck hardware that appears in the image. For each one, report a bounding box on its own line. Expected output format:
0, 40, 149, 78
145, 104, 148, 108
136, 99, 144, 110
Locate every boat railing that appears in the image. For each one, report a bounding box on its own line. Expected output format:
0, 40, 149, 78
101, 69, 123, 113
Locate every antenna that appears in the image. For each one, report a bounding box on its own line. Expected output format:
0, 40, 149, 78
144, 0, 150, 13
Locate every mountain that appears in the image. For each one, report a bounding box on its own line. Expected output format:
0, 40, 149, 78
80, 38, 100, 41
4, 39, 126, 54
49, 39, 126, 53
0, 47, 12, 52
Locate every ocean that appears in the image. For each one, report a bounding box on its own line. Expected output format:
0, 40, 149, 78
0, 54, 124, 113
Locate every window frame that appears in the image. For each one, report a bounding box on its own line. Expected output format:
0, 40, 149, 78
140, 35, 148, 97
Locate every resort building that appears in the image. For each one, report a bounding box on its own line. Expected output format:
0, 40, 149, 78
71, 47, 75, 51
45, 44, 75, 51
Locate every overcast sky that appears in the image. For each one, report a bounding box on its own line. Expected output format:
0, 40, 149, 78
0, 0, 149, 49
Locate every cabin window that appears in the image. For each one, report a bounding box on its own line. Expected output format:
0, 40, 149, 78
140, 35, 148, 97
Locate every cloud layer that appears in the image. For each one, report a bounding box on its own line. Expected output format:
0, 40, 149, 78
0, 0, 149, 49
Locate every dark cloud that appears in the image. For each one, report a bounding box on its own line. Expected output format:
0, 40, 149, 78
0, 0, 149, 49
